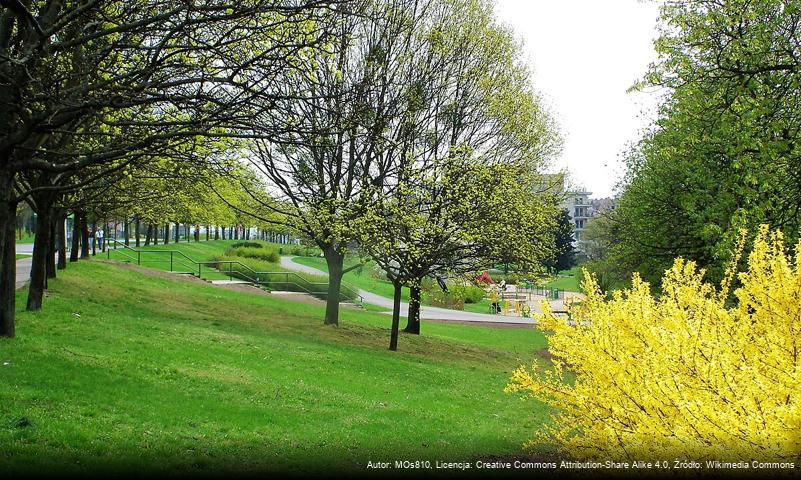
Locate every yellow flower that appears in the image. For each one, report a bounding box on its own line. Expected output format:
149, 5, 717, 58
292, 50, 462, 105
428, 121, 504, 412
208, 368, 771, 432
508, 225, 801, 461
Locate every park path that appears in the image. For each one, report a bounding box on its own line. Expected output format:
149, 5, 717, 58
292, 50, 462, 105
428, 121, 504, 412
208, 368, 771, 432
15, 257, 32, 289
279, 256, 536, 325
13, 243, 35, 289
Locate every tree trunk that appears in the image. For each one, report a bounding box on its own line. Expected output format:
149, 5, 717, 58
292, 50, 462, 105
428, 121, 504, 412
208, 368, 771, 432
80, 215, 89, 258
135, 217, 141, 247
163, 223, 169, 244
215, 226, 219, 240
184, 224, 189, 242
124, 219, 130, 246
405, 282, 421, 334
70, 212, 81, 262
195, 225, 200, 242
153, 221, 159, 245
206, 226, 209, 241
174, 222, 179, 243
57, 214, 67, 270
144, 224, 152, 246
389, 279, 402, 351
91, 221, 97, 256
27, 207, 53, 311
0, 170, 17, 337
323, 247, 345, 326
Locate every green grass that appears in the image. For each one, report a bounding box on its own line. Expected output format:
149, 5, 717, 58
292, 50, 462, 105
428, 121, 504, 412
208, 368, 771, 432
543, 266, 583, 292
292, 257, 496, 313
15, 254, 29, 260
463, 299, 495, 314
0, 260, 552, 476
106, 241, 357, 299
106, 240, 255, 281
292, 256, 414, 302
15, 231, 35, 244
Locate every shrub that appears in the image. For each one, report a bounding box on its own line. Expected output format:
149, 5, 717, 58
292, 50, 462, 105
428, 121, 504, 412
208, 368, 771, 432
419, 277, 436, 293
506, 226, 801, 460
288, 245, 320, 257
449, 285, 485, 304
426, 289, 465, 310
225, 245, 279, 263
230, 241, 263, 249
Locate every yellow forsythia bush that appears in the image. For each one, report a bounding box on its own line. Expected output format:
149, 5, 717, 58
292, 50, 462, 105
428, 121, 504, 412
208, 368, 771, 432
507, 226, 800, 460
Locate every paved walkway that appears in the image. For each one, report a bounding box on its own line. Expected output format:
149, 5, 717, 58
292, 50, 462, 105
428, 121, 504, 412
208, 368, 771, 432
15, 257, 31, 289
279, 256, 536, 325
16, 243, 34, 255
12, 243, 34, 289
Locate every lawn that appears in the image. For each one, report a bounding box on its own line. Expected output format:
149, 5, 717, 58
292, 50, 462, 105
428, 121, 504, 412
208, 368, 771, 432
0, 260, 552, 476
542, 266, 583, 292
292, 255, 410, 301
104, 241, 357, 299
15, 231, 35, 244
15, 254, 29, 261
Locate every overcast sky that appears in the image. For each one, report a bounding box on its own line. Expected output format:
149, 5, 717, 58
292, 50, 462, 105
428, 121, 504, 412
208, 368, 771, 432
493, 0, 663, 198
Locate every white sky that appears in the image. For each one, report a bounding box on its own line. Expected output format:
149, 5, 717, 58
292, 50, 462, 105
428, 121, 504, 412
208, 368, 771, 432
493, 0, 662, 198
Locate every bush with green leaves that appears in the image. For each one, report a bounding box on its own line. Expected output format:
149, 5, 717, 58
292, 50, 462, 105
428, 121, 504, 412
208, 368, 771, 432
225, 245, 279, 263
230, 241, 263, 249
289, 245, 320, 257
450, 285, 486, 304
426, 289, 465, 310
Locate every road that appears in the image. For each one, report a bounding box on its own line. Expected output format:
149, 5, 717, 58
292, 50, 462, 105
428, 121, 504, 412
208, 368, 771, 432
279, 256, 536, 325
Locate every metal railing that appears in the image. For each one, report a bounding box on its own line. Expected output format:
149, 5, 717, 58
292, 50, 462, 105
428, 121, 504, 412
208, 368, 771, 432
106, 239, 363, 304
495, 285, 565, 300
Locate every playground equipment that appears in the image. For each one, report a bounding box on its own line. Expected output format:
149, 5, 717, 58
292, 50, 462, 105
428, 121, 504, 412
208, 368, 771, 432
485, 280, 565, 317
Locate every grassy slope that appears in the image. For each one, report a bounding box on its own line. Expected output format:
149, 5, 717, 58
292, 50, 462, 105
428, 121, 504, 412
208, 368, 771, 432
292, 256, 410, 302
0, 260, 551, 476
107, 240, 292, 281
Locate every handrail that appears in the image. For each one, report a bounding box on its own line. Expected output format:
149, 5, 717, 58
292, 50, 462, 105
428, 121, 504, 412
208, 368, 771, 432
106, 239, 363, 304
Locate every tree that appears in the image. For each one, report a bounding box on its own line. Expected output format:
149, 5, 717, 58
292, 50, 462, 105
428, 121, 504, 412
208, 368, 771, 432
580, 212, 631, 293
0, 1, 340, 336
242, 0, 439, 326
544, 209, 575, 273
353, 0, 560, 340
507, 226, 800, 460
358, 154, 556, 350
613, 0, 801, 289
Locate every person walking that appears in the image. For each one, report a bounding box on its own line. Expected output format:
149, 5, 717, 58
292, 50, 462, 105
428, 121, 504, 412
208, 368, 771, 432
95, 226, 105, 252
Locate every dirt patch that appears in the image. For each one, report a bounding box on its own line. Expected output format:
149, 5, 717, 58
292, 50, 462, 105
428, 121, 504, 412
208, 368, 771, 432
536, 348, 557, 362
213, 282, 275, 297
